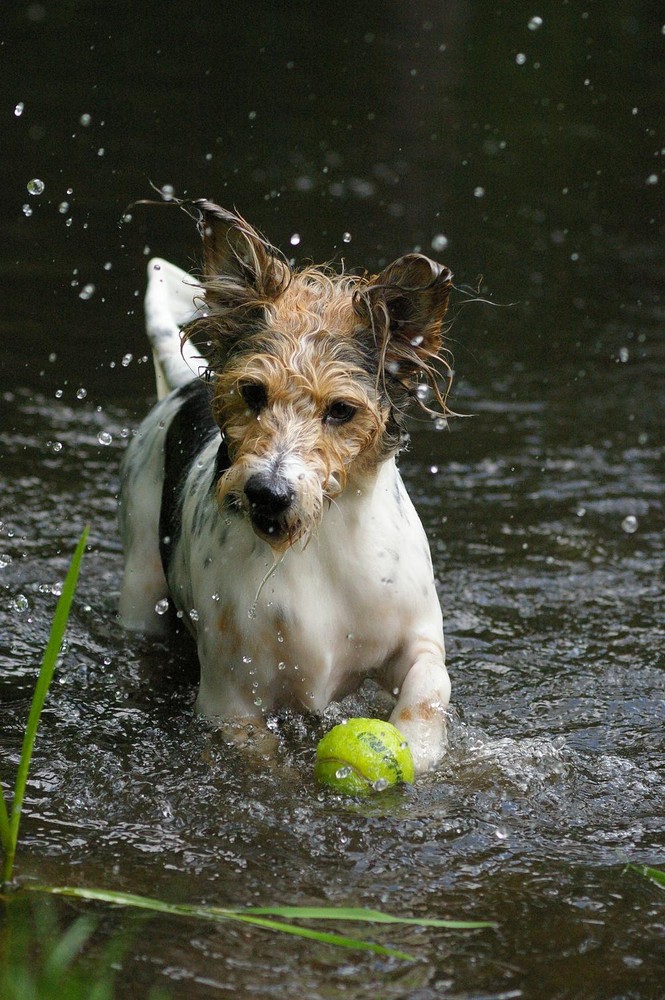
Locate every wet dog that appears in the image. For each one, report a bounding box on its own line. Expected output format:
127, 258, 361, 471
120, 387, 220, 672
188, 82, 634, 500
118, 201, 453, 772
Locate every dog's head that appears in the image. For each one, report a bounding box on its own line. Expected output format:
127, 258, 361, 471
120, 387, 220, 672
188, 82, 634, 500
184, 201, 453, 550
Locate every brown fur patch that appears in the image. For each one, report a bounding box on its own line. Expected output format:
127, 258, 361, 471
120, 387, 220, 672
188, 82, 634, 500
180, 201, 454, 549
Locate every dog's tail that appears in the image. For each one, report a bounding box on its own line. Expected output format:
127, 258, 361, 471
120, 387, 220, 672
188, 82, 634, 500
144, 259, 207, 400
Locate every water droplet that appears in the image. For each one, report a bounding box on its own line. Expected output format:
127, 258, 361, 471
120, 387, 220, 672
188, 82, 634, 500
155, 598, 169, 615
430, 465, 439, 474
645, 174, 658, 186
342, 232, 352, 243
58, 201, 70, 214
79, 113, 92, 126
190, 608, 199, 622
276, 630, 284, 643
79, 283, 96, 300
335, 766, 352, 779
242, 654, 253, 664
55, 389, 63, 398
372, 778, 389, 791
0, 554, 13, 569
618, 346, 629, 363
14, 102, 25, 117
621, 515, 638, 534
76, 388, 87, 400
410, 334, 424, 347
515, 52, 527, 65
253, 696, 263, 707
22, 204, 33, 217
289, 233, 301, 246
277, 661, 286, 671
528, 15, 543, 30
121, 353, 133, 367
160, 184, 175, 201
431, 233, 449, 252
97, 431, 112, 446
473, 186, 486, 198
433, 417, 448, 431
27, 178, 45, 196
47, 440, 63, 453
12, 594, 30, 613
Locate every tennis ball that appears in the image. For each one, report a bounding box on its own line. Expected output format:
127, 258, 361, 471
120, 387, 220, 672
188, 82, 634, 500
314, 718, 415, 794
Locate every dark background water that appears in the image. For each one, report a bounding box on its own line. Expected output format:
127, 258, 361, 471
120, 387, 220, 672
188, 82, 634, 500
1, 2, 664, 998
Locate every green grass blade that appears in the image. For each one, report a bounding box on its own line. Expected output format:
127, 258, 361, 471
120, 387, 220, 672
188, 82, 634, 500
29, 883, 238, 915
628, 863, 665, 889
240, 905, 496, 929
29, 885, 415, 961
42, 916, 97, 979
224, 912, 416, 960
1, 527, 89, 884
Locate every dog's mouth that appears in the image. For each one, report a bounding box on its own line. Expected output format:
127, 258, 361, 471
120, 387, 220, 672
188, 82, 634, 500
249, 509, 290, 545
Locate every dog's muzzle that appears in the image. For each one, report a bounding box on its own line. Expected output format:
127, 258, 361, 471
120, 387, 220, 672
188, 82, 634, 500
244, 473, 295, 543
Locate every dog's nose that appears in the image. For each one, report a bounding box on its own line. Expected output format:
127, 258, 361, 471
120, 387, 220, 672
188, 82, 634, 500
244, 474, 294, 515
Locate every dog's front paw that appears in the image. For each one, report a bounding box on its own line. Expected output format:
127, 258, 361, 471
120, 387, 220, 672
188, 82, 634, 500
390, 709, 447, 775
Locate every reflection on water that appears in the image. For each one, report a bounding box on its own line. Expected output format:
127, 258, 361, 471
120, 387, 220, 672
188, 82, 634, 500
2, 2, 664, 997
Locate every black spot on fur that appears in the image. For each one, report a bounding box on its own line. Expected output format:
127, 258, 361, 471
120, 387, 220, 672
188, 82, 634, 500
159, 380, 230, 573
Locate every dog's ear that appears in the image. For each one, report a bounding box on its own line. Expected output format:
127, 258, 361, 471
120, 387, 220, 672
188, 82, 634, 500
194, 200, 289, 305
359, 253, 452, 369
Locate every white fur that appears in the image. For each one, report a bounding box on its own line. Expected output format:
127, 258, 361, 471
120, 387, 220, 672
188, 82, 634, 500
144, 259, 205, 398
119, 261, 450, 773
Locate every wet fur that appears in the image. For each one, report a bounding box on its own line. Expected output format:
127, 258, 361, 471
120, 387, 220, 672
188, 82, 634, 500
118, 201, 454, 773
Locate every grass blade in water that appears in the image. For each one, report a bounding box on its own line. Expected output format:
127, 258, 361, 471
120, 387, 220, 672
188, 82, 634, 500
30, 885, 415, 961
240, 905, 495, 929
1, 527, 89, 884
629, 864, 665, 889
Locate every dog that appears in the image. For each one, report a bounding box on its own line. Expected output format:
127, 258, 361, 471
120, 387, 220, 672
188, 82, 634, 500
118, 201, 453, 773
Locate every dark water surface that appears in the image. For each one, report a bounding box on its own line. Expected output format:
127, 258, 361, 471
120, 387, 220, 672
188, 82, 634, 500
1, 3, 664, 998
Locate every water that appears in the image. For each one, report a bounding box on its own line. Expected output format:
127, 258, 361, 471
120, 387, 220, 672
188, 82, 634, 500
1, 3, 664, 997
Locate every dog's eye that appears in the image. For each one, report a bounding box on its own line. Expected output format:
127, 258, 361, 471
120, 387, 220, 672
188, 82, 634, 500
325, 400, 356, 424
240, 382, 268, 412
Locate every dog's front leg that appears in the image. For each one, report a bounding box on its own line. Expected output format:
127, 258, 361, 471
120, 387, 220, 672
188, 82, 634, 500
386, 641, 450, 774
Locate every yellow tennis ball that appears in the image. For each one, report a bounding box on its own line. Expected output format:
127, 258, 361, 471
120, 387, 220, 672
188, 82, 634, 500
314, 718, 415, 794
